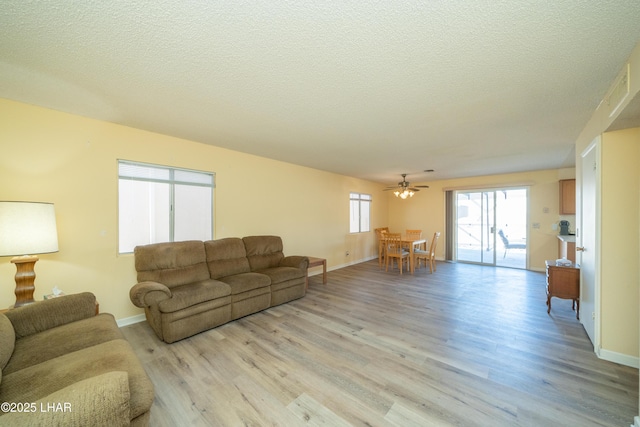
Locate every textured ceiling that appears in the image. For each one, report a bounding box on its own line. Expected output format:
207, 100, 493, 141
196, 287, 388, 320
2, 1, 640, 185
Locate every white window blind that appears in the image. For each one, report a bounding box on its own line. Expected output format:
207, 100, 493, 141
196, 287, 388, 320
349, 192, 371, 233
118, 160, 214, 253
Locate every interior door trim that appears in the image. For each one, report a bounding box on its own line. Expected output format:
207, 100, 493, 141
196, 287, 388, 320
579, 136, 601, 354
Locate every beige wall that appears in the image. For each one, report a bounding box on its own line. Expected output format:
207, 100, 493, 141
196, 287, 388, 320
572, 40, 640, 381
601, 128, 640, 357
387, 168, 575, 271
0, 98, 388, 320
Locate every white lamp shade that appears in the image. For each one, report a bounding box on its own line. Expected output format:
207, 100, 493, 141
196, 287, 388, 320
0, 201, 59, 256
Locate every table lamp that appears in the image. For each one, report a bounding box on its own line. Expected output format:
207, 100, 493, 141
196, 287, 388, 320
0, 201, 59, 308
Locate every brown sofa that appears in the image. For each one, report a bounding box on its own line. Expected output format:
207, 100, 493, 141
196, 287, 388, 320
130, 235, 308, 343
0, 292, 154, 426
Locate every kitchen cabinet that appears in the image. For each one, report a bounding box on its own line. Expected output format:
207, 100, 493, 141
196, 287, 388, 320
557, 235, 576, 263
559, 179, 576, 214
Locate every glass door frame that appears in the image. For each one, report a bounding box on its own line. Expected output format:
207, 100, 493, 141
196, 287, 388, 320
454, 187, 529, 269
455, 190, 496, 265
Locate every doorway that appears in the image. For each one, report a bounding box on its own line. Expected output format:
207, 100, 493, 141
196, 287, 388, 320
455, 188, 528, 268
579, 139, 599, 348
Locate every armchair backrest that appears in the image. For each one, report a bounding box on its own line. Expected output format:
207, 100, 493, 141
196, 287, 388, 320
0, 314, 15, 380
243, 235, 285, 271
134, 240, 209, 288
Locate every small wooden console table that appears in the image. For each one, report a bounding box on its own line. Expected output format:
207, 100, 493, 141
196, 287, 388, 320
307, 257, 327, 287
545, 260, 580, 319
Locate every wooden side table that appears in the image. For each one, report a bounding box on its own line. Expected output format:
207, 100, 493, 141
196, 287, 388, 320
307, 257, 327, 288
545, 260, 580, 319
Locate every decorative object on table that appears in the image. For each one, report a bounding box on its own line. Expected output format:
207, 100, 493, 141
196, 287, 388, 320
555, 258, 573, 267
383, 174, 429, 199
0, 201, 59, 308
43, 286, 65, 299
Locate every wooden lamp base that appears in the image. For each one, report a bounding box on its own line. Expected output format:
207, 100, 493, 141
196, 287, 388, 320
11, 255, 39, 308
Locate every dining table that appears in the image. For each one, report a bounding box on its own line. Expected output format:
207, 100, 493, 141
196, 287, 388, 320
380, 234, 427, 274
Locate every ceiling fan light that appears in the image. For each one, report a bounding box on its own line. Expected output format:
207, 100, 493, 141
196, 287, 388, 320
390, 173, 420, 200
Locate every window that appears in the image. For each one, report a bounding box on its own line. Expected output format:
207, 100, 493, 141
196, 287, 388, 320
118, 160, 214, 253
349, 192, 371, 233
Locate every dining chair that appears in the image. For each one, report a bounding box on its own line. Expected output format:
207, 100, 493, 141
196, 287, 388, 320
375, 227, 389, 268
404, 229, 423, 250
414, 232, 440, 273
497, 229, 526, 258
385, 233, 410, 274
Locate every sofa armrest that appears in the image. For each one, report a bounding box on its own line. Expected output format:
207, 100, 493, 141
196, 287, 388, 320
0, 371, 130, 426
130, 281, 172, 308
5, 292, 97, 339
280, 255, 309, 270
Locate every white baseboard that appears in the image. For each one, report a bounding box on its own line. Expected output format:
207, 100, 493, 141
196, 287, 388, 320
117, 313, 145, 327
308, 256, 377, 276
599, 348, 639, 368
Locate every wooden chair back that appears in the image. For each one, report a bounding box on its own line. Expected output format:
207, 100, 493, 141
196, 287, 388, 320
385, 233, 409, 274
374, 227, 390, 267
414, 231, 441, 273
405, 229, 422, 239
428, 232, 440, 258
384, 233, 403, 255
405, 229, 423, 250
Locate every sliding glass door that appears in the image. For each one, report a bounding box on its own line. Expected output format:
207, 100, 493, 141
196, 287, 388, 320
455, 188, 527, 268
456, 191, 496, 264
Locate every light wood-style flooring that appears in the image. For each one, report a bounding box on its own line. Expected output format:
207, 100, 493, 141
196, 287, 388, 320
121, 260, 638, 426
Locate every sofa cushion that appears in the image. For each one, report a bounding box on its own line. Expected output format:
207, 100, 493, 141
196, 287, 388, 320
204, 238, 251, 279
0, 314, 15, 383
256, 266, 306, 284
243, 235, 285, 271
218, 272, 271, 294
3, 313, 123, 375
135, 240, 210, 288
157, 279, 231, 313
0, 371, 130, 427
0, 339, 154, 422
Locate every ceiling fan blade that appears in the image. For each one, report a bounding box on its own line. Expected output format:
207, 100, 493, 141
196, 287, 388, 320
414, 185, 430, 188
408, 187, 421, 192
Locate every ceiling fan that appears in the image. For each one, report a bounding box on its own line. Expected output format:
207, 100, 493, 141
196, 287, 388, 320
384, 174, 429, 199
